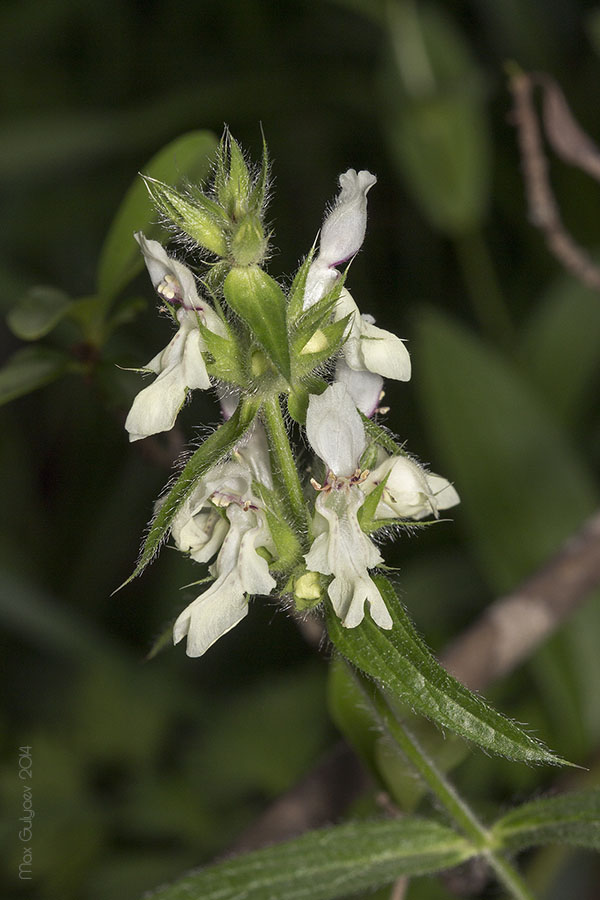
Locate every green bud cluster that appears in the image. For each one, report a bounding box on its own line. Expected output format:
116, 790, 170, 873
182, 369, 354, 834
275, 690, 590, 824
143, 130, 269, 267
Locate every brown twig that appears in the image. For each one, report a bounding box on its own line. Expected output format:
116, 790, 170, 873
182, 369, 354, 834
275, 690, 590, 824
509, 70, 600, 291
231, 507, 600, 854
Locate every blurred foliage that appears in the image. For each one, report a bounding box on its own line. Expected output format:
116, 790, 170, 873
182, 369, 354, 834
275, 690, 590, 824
2, 1, 600, 898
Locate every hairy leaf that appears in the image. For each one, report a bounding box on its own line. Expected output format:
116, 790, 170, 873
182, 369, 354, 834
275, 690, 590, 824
149, 817, 474, 900
326, 575, 568, 765
492, 789, 600, 852
118, 398, 260, 588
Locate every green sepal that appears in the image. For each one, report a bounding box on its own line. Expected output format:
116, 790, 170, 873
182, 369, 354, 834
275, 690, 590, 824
224, 266, 290, 380
293, 314, 351, 378
253, 482, 303, 572
97, 130, 218, 299
287, 386, 310, 425
147, 817, 474, 900
248, 130, 270, 214
0, 346, 72, 407
143, 176, 228, 257
287, 375, 328, 425
7, 286, 73, 341
116, 397, 260, 589
196, 319, 245, 385
492, 789, 600, 852
145, 622, 175, 660
227, 137, 252, 214
290, 285, 340, 346
286, 248, 316, 324
326, 574, 570, 766
231, 212, 267, 266
361, 414, 407, 456
357, 471, 391, 533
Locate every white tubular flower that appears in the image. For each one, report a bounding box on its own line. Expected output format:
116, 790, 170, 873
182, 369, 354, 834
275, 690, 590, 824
336, 288, 411, 383
171, 425, 273, 562
124, 235, 226, 442
304, 384, 392, 630
362, 453, 460, 521
171, 436, 276, 657
334, 358, 384, 418
173, 503, 276, 657
303, 169, 377, 309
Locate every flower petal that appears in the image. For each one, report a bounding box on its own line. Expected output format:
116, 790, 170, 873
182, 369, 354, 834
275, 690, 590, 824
335, 358, 383, 417
357, 319, 412, 382
173, 503, 275, 657
302, 170, 376, 309
329, 572, 392, 629
306, 383, 366, 477
135, 233, 201, 309
124, 310, 210, 442
173, 586, 249, 658
319, 169, 377, 268
305, 487, 389, 629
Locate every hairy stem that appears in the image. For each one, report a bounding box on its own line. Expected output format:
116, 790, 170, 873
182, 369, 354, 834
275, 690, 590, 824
262, 396, 307, 532
362, 680, 536, 900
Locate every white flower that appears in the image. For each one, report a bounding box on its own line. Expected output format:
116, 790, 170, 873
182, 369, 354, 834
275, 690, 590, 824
171, 429, 276, 657
362, 451, 460, 521
335, 288, 411, 383
304, 384, 392, 629
303, 169, 377, 309
173, 503, 276, 657
124, 235, 227, 442
301, 170, 411, 383
334, 358, 384, 418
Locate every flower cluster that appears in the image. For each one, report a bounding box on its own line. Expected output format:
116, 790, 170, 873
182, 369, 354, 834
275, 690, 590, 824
124, 140, 459, 657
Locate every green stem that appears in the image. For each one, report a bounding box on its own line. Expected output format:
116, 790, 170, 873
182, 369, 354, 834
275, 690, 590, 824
488, 854, 538, 900
454, 229, 516, 352
362, 683, 536, 900
262, 396, 307, 532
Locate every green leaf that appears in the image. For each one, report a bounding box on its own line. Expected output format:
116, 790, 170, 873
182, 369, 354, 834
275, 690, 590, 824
492, 789, 600, 852
119, 398, 260, 587
149, 817, 474, 900
326, 575, 568, 765
521, 273, 600, 425
382, 6, 489, 235
416, 309, 598, 592
6, 286, 72, 340
224, 266, 291, 380
0, 346, 70, 406
97, 130, 218, 300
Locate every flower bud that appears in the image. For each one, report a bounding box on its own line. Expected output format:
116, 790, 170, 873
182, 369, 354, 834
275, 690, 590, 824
231, 212, 267, 266
304, 169, 376, 309
294, 571, 324, 609
143, 177, 228, 257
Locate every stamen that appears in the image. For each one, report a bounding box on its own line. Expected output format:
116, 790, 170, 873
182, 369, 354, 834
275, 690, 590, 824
157, 273, 183, 305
